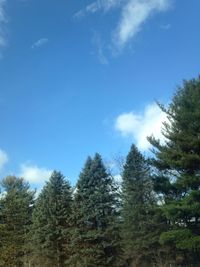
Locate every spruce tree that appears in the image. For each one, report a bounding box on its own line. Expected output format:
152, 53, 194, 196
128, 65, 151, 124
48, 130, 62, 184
0, 176, 34, 267
121, 144, 160, 267
69, 154, 121, 267
148, 76, 200, 265
30, 170, 72, 267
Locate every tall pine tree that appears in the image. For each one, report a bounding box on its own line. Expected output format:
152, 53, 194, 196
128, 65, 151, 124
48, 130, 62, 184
148, 76, 200, 265
30, 171, 72, 267
121, 144, 160, 267
69, 153, 121, 267
0, 176, 34, 267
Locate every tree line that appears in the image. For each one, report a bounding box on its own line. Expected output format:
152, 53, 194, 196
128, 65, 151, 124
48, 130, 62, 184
0, 76, 200, 267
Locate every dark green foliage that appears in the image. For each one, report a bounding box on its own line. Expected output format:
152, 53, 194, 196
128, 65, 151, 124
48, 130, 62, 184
121, 144, 162, 266
69, 154, 121, 267
148, 76, 200, 265
30, 171, 72, 267
0, 176, 34, 267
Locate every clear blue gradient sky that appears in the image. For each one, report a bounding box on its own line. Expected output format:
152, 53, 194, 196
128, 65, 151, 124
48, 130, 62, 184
0, 0, 200, 186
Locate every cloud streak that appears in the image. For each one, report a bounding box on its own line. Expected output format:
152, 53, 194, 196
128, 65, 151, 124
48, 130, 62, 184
92, 31, 108, 65
160, 23, 171, 30
31, 38, 49, 49
115, 102, 167, 151
74, 0, 123, 19
86, 0, 123, 13
0, 0, 7, 48
0, 149, 8, 171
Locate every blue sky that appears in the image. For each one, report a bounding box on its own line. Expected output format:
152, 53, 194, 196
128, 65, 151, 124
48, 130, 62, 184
0, 0, 200, 187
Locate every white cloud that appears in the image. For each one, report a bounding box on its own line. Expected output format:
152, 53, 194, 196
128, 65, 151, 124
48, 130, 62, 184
20, 164, 52, 184
0, 0, 7, 48
31, 38, 49, 49
115, 102, 167, 150
0, 149, 8, 170
74, 0, 123, 19
114, 0, 171, 48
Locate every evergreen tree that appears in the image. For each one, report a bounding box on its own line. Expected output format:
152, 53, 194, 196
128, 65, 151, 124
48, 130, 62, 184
30, 170, 72, 267
148, 76, 200, 265
0, 176, 34, 267
121, 144, 161, 267
69, 154, 121, 267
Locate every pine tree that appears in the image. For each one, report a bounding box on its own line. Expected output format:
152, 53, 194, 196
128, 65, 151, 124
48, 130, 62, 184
69, 154, 121, 267
30, 170, 72, 267
148, 76, 200, 265
121, 144, 161, 267
0, 176, 34, 267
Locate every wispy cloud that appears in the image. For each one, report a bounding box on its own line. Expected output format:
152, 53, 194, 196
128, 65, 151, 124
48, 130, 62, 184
160, 23, 171, 30
19, 164, 52, 185
0, 0, 7, 48
0, 149, 8, 171
74, 0, 123, 19
86, 0, 123, 13
115, 102, 167, 151
92, 31, 108, 65
113, 0, 171, 48
74, 0, 172, 53
31, 38, 49, 49
74, 10, 85, 20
